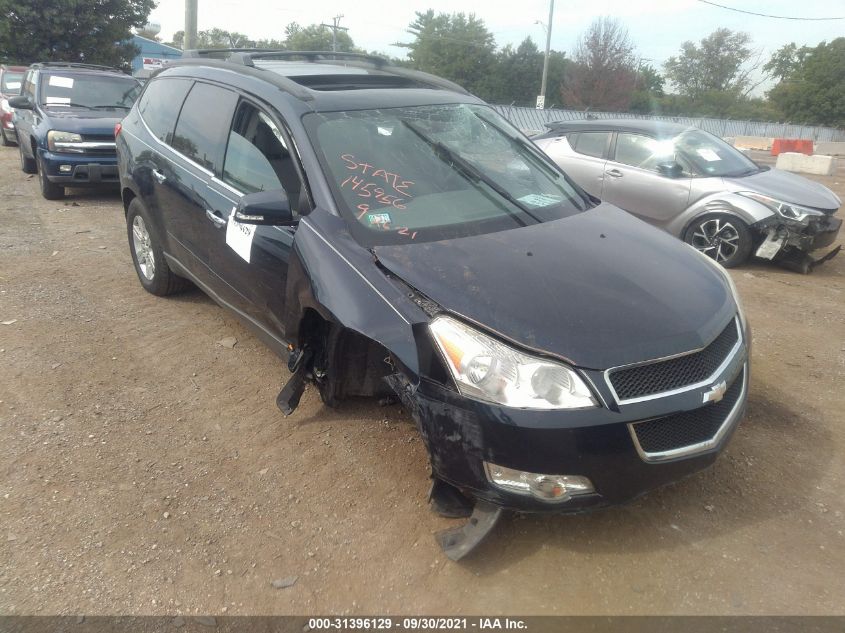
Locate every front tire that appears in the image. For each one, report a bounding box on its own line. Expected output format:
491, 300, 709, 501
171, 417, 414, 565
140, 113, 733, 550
683, 213, 752, 268
37, 156, 65, 200
126, 197, 191, 296
19, 140, 36, 174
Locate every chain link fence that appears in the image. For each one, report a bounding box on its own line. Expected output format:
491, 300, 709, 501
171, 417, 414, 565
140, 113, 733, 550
491, 105, 845, 142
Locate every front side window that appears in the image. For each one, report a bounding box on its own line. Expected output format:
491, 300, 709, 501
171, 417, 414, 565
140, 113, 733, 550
39, 73, 140, 110
137, 77, 192, 144
672, 128, 760, 177
172, 82, 239, 172
570, 132, 610, 159
304, 103, 591, 245
1, 71, 23, 93
223, 102, 302, 212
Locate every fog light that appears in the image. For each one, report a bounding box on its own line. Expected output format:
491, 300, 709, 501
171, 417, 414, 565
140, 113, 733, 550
483, 461, 594, 503
59, 165, 72, 173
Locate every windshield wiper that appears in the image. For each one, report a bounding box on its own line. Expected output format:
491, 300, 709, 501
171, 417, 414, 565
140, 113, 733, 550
91, 104, 131, 110
45, 102, 95, 109
400, 120, 538, 224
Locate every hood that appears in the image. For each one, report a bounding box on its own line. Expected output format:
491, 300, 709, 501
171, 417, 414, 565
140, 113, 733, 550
723, 167, 840, 211
42, 108, 124, 136
374, 204, 736, 370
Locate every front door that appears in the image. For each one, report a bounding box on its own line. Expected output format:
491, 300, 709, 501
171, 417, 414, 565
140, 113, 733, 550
601, 132, 692, 227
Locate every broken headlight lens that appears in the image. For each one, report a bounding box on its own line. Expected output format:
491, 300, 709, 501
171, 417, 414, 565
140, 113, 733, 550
484, 462, 595, 502
738, 191, 824, 223
429, 315, 597, 410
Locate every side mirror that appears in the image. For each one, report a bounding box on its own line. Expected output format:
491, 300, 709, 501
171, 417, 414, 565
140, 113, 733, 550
233, 190, 295, 226
8, 96, 32, 110
656, 162, 683, 178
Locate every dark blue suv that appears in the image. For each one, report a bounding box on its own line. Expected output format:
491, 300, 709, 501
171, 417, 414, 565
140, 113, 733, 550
10, 63, 141, 199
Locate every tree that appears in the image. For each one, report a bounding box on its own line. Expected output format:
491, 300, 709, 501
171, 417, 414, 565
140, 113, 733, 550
561, 17, 639, 111
284, 22, 354, 52
766, 38, 845, 127
0, 0, 155, 68
481, 37, 567, 106
628, 63, 666, 113
399, 10, 497, 97
664, 29, 763, 99
169, 28, 254, 49
135, 28, 161, 42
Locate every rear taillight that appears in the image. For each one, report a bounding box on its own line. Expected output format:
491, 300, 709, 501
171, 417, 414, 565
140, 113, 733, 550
114, 122, 122, 137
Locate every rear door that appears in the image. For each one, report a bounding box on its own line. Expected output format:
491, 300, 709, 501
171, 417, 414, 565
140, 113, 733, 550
207, 99, 308, 339
162, 81, 239, 281
543, 131, 611, 199
601, 132, 692, 227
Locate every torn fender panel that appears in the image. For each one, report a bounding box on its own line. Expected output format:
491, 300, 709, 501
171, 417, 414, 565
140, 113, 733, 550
283, 209, 430, 376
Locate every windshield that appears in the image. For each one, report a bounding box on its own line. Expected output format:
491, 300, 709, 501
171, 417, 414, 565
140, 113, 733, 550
670, 128, 759, 177
304, 104, 591, 245
1, 71, 23, 93
39, 73, 141, 110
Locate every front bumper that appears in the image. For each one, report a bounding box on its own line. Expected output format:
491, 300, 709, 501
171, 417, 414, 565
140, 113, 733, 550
755, 213, 842, 257
38, 149, 119, 186
397, 322, 750, 513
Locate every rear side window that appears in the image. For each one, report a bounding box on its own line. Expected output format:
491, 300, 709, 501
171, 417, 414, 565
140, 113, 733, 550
138, 78, 192, 144
569, 132, 610, 159
172, 82, 238, 172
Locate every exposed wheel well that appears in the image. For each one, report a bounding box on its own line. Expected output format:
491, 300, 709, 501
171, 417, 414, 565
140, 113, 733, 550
122, 187, 137, 216
298, 309, 393, 404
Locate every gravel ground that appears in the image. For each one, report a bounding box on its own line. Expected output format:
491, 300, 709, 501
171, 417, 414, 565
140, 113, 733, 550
0, 146, 843, 616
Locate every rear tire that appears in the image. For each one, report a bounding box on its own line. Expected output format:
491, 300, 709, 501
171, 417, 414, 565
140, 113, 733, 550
19, 139, 36, 174
126, 197, 191, 296
683, 213, 753, 268
37, 155, 65, 200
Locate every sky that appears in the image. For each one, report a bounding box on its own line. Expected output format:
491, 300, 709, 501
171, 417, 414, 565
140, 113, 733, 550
146, 0, 845, 89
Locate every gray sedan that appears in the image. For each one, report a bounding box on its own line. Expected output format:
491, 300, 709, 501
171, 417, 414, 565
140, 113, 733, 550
534, 120, 842, 271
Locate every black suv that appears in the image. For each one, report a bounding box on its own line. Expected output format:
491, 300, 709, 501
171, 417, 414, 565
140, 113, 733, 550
10, 63, 141, 199
117, 51, 749, 559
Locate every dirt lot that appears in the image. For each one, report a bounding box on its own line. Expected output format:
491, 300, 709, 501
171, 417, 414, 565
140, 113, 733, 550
0, 146, 843, 616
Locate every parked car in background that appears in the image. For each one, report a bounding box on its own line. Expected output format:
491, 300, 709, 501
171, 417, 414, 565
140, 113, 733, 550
117, 51, 749, 559
9, 63, 141, 200
0, 64, 27, 146
534, 120, 842, 272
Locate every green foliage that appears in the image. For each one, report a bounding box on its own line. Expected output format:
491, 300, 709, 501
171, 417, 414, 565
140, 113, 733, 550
481, 38, 566, 106
766, 38, 845, 127
0, 0, 155, 68
168, 23, 350, 52
398, 10, 497, 97
664, 29, 758, 98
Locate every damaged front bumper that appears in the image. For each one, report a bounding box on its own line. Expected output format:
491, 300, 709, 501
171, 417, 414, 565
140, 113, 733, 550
754, 213, 842, 271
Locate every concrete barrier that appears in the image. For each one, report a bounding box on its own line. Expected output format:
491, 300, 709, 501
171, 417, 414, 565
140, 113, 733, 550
775, 152, 835, 176
733, 136, 774, 151
814, 142, 845, 157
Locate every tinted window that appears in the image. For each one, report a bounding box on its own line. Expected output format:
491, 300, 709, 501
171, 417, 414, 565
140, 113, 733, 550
570, 132, 609, 158
1, 71, 23, 93
137, 78, 192, 145
223, 102, 303, 210
23, 71, 36, 100
614, 133, 664, 169
39, 73, 140, 110
172, 82, 238, 172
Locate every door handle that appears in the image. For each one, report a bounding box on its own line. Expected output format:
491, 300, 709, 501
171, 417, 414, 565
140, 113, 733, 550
606, 169, 623, 178
205, 209, 227, 228
151, 168, 166, 184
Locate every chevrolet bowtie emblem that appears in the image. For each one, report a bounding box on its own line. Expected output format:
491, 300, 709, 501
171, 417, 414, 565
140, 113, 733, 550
703, 381, 727, 404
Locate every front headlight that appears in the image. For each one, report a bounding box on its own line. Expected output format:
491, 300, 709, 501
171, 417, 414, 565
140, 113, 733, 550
429, 315, 598, 409
738, 191, 824, 222
47, 130, 84, 152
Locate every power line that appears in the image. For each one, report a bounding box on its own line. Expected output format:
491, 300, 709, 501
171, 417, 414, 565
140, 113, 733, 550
695, 0, 845, 21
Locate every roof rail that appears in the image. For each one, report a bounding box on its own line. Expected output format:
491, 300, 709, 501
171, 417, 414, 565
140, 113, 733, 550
231, 50, 389, 68
30, 62, 121, 72
181, 48, 273, 58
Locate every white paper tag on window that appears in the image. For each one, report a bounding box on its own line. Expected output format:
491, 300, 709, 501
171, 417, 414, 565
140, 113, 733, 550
45, 96, 71, 105
518, 193, 561, 207
226, 207, 255, 263
6, 81, 20, 90
696, 148, 721, 162
48, 75, 74, 89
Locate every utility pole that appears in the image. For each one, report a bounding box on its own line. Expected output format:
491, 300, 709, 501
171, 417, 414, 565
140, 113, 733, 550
184, 0, 198, 50
320, 15, 348, 52
538, 0, 554, 109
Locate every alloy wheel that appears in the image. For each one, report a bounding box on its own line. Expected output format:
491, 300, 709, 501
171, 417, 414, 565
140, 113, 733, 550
690, 218, 741, 263
132, 215, 156, 280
